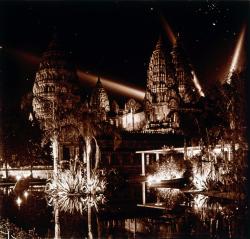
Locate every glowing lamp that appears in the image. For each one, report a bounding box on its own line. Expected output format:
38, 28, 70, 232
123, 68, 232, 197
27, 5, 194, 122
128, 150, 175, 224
16, 175, 22, 181
16, 197, 22, 207
24, 191, 29, 198
147, 175, 162, 185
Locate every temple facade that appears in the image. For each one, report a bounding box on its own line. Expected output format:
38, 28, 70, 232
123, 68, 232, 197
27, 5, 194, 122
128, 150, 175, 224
32, 34, 202, 168
90, 35, 200, 134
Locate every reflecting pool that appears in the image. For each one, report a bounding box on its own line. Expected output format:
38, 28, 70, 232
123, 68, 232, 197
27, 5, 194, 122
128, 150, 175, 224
0, 183, 248, 238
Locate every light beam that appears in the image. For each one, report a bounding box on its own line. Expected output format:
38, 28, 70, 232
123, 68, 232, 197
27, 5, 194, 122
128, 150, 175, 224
191, 71, 205, 97
7, 48, 146, 100
160, 17, 204, 97
227, 24, 246, 83
77, 70, 145, 101
160, 15, 176, 45
8, 48, 40, 65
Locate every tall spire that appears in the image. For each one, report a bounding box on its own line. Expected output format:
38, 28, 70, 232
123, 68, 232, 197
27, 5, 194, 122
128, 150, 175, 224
97, 75, 101, 84
48, 33, 58, 50
155, 34, 163, 50
145, 34, 175, 102
171, 34, 198, 103
90, 76, 110, 113
174, 32, 181, 47
144, 34, 181, 131
32, 36, 80, 127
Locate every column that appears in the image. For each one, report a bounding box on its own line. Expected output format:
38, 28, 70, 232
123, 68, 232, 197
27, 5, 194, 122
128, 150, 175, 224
88, 204, 93, 239
228, 145, 231, 161
59, 146, 63, 164
54, 203, 61, 239
52, 136, 59, 175
108, 153, 111, 165
142, 181, 146, 205
69, 146, 74, 161
156, 153, 159, 163
141, 153, 145, 176
146, 154, 150, 165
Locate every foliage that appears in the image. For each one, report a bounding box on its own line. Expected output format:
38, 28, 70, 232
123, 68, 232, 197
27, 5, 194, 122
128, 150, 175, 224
188, 141, 247, 193
0, 218, 38, 239
202, 178, 223, 191
148, 159, 185, 182
156, 188, 188, 208
45, 164, 107, 214
220, 145, 248, 194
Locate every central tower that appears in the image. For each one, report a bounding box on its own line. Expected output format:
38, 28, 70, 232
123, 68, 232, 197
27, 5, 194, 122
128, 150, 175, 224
144, 35, 180, 132
90, 77, 110, 121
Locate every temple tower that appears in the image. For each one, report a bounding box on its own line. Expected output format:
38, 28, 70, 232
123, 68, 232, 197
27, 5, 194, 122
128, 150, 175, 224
32, 37, 81, 170
32, 37, 80, 126
144, 35, 180, 132
90, 77, 110, 121
171, 34, 198, 104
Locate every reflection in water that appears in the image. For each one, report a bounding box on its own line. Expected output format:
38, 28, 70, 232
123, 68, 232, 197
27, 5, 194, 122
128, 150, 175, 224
0, 184, 248, 239
45, 167, 107, 238
156, 188, 183, 207
54, 204, 60, 239
145, 187, 189, 209
46, 169, 106, 214
87, 204, 93, 239
190, 194, 247, 238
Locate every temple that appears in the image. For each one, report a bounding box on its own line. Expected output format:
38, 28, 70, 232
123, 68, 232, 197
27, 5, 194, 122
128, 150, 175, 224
90, 76, 110, 121
91, 34, 201, 134
32, 34, 203, 169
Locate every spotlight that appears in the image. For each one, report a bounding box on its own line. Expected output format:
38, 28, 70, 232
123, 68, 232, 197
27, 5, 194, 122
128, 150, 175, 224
227, 24, 246, 83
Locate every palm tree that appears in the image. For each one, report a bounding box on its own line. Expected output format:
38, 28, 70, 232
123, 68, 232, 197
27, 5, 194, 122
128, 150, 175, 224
78, 113, 99, 184
76, 111, 121, 185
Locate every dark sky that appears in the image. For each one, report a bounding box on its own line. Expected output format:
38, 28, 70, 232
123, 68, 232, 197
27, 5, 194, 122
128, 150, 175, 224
0, 1, 249, 108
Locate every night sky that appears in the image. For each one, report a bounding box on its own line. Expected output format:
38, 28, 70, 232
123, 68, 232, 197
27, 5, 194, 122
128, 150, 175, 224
0, 1, 249, 109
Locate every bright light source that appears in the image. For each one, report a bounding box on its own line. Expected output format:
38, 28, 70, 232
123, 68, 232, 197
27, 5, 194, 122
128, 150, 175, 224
23, 191, 29, 198
16, 197, 22, 207
24, 172, 31, 178
16, 175, 22, 181
147, 175, 162, 185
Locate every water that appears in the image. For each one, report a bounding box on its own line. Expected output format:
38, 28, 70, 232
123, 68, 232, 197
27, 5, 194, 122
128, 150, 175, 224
0, 183, 248, 238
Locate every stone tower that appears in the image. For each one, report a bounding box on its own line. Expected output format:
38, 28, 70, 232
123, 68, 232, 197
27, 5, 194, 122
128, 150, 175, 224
32, 37, 80, 127
171, 34, 198, 104
144, 35, 180, 132
90, 77, 110, 121
32, 37, 81, 170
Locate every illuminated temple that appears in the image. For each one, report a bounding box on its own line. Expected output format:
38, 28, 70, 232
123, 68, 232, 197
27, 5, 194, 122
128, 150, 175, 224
90, 35, 200, 134
32, 34, 203, 168
33, 35, 201, 135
